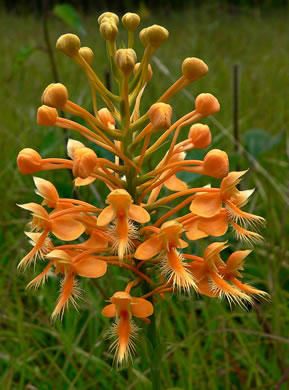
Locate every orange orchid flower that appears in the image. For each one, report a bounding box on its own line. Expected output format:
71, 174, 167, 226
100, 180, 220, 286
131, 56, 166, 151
17, 202, 88, 269
135, 220, 196, 291
187, 242, 267, 306
97, 189, 150, 260
102, 291, 153, 364
189, 171, 265, 242
28, 249, 107, 319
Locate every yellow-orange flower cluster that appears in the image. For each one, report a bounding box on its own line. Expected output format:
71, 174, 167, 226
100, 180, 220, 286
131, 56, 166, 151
17, 11, 267, 365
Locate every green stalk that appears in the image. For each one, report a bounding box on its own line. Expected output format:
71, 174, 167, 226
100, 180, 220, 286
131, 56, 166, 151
147, 306, 162, 390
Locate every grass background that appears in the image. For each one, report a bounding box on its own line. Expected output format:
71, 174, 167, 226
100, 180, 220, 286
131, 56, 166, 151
1, 4, 289, 389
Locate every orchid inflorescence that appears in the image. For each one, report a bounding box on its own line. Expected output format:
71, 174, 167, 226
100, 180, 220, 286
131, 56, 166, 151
17, 11, 267, 365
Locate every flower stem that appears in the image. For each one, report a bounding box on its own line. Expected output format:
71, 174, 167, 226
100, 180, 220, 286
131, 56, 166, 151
147, 303, 162, 390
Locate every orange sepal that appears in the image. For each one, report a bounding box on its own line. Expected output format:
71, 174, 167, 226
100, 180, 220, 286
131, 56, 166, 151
131, 297, 154, 318
33, 177, 59, 206
128, 204, 150, 223
102, 303, 116, 317
51, 217, 85, 240
164, 174, 187, 191
18, 202, 49, 219
179, 239, 189, 248
224, 250, 251, 277
134, 236, 163, 260
74, 257, 107, 278
97, 205, 115, 226
190, 193, 222, 218
198, 212, 228, 236
74, 176, 96, 186
186, 221, 208, 240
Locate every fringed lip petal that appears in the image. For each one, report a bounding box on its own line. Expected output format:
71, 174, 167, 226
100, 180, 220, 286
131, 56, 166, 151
97, 205, 115, 226
189, 193, 222, 218
128, 204, 150, 223
102, 303, 116, 317
51, 217, 85, 240
51, 273, 77, 320
131, 298, 154, 318
134, 236, 163, 260
74, 257, 107, 278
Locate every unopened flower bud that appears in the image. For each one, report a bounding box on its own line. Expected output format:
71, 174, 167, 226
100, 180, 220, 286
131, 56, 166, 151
134, 62, 153, 82
98, 12, 119, 25
149, 102, 172, 130
72, 147, 98, 179
139, 25, 169, 48
203, 149, 229, 178
189, 124, 211, 149
98, 108, 115, 128
79, 47, 94, 65
56, 34, 81, 57
37, 105, 58, 126
195, 93, 220, 116
17, 148, 42, 174
100, 21, 118, 41
115, 48, 137, 75
122, 12, 140, 31
182, 57, 208, 81
42, 83, 68, 109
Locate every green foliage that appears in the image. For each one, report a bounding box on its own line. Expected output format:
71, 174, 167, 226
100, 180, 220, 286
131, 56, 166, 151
11, 45, 35, 77
53, 4, 86, 35
243, 128, 283, 159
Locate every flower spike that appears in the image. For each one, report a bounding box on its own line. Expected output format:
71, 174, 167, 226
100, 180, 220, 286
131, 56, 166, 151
16, 11, 267, 367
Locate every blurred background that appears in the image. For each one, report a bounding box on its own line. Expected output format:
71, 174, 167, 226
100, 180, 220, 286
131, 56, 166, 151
1, 1, 289, 389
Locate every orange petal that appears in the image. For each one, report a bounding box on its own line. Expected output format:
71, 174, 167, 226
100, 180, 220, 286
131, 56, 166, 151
83, 231, 108, 249
204, 241, 228, 261
128, 204, 150, 223
220, 170, 248, 193
101, 303, 116, 317
179, 239, 189, 248
97, 205, 115, 226
33, 177, 59, 206
134, 236, 163, 260
164, 174, 187, 191
17, 202, 49, 219
51, 217, 85, 240
186, 221, 208, 240
74, 176, 96, 186
198, 212, 228, 236
225, 250, 252, 276
190, 193, 222, 218
74, 257, 107, 278
46, 249, 71, 262
131, 298, 154, 318
67, 139, 85, 159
